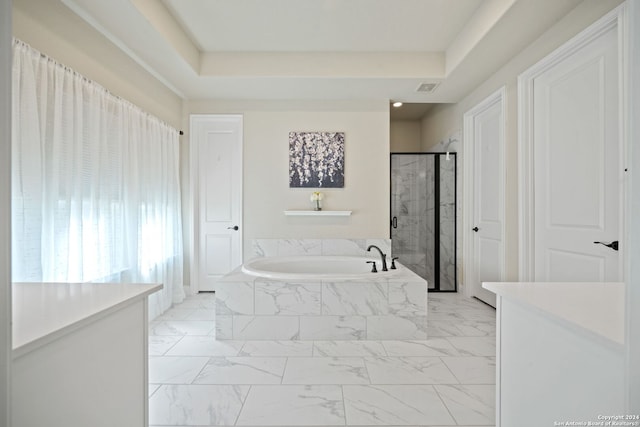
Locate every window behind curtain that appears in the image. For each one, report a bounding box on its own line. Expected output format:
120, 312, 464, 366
11, 39, 184, 318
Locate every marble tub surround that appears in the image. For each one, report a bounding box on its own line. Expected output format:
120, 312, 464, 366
245, 238, 392, 261
216, 260, 428, 341
149, 292, 496, 427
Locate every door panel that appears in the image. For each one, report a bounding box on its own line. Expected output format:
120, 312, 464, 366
192, 115, 243, 292
205, 235, 233, 274
464, 89, 505, 307
547, 249, 605, 282
478, 238, 502, 284
203, 132, 235, 221
533, 26, 619, 282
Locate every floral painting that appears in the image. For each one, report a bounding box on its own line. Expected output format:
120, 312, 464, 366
289, 131, 345, 188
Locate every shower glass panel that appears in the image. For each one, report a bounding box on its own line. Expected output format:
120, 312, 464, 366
390, 153, 456, 292
439, 156, 456, 291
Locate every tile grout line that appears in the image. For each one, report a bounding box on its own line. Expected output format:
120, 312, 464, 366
161, 334, 185, 356
233, 384, 252, 426
432, 383, 460, 426
281, 356, 290, 384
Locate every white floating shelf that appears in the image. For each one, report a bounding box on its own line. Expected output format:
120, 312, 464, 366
284, 210, 352, 216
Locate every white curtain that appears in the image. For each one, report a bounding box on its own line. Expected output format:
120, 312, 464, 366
11, 39, 184, 318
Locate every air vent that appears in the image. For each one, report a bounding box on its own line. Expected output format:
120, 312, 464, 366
416, 82, 440, 93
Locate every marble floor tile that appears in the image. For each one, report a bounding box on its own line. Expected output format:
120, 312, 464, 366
364, 356, 459, 384
441, 356, 496, 384
456, 310, 497, 322
157, 308, 197, 320
149, 384, 249, 426
455, 322, 495, 337
239, 340, 314, 357
313, 340, 388, 357
435, 384, 496, 425
471, 322, 497, 336
148, 292, 498, 427
283, 357, 370, 384
427, 320, 490, 337
165, 337, 245, 357
149, 356, 210, 384
343, 385, 456, 425
445, 337, 497, 356
381, 339, 461, 357
185, 308, 217, 320
194, 357, 286, 384
150, 320, 216, 336
174, 296, 217, 310
236, 385, 345, 426
149, 335, 182, 356
366, 315, 428, 340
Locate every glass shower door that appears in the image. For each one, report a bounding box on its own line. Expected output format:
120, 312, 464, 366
390, 153, 456, 292
391, 154, 435, 290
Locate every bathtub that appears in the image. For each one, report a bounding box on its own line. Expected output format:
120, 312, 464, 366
241, 255, 398, 280
216, 255, 429, 341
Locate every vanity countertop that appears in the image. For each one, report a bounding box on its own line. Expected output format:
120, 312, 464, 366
483, 281, 625, 345
12, 282, 162, 356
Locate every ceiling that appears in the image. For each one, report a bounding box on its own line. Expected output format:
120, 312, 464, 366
390, 103, 435, 121
51, 0, 582, 104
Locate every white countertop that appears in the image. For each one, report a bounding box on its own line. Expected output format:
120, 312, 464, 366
483, 282, 625, 345
12, 282, 162, 356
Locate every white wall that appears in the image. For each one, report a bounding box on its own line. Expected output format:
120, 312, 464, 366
420, 0, 625, 282
1, 0, 11, 424
390, 121, 421, 152
183, 100, 391, 284
12, 0, 183, 128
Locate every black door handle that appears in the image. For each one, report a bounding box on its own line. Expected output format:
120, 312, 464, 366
392, 216, 398, 229
472, 227, 479, 232
594, 240, 618, 251
227, 225, 239, 231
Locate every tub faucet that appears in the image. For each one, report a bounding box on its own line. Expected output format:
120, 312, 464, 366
366, 245, 388, 271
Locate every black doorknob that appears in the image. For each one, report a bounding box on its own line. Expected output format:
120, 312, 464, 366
227, 225, 239, 231
594, 240, 618, 251
472, 227, 479, 232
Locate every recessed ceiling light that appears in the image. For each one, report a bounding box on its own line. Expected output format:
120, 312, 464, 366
392, 102, 403, 108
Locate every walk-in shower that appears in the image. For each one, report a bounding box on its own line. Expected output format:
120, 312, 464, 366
390, 153, 456, 292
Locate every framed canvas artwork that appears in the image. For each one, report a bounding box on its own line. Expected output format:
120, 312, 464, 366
289, 131, 345, 188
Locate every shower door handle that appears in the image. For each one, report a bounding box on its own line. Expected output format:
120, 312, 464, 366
392, 216, 398, 229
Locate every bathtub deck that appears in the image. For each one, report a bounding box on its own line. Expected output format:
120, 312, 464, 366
215, 262, 428, 340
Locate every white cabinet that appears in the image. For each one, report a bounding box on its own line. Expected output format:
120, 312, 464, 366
12, 282, 161, 427
484, 282, 625, 427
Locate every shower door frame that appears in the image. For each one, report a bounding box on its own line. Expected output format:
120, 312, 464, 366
389, 152, 457, 292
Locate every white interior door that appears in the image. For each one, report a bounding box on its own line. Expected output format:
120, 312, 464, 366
464, 88, 505, 307
531, 24, 621, 282
191, 115, 243, 292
